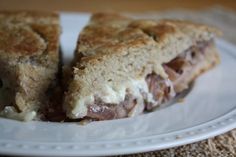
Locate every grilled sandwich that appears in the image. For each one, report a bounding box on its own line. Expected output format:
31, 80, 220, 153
64, 13, 220, 121
0, 11, 60, 121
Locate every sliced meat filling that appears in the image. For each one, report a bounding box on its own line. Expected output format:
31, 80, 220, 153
86, 40, 212, 120
164, 40, 212, 92
144, 74, 175, 110
145, 40, 212, 110
87, 94, 137, 120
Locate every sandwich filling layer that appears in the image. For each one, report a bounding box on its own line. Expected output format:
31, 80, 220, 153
75, 40, 217, 120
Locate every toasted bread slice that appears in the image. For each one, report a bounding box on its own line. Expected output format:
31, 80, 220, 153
64, 13, 220, 120
0, 11, 60, 121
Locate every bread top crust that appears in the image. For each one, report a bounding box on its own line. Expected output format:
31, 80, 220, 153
76, 13, 221, 59
65, 12, 221, 118
0, 11, 60, 57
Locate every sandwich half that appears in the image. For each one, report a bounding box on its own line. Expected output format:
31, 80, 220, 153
64, 13, 220, 121
0, 11, 60, 121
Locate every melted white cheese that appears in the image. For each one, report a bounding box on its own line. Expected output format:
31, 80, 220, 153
98, 84, 126, 104
72, 95, 94, 118
71, 77, 158, 118
0, 106, 36, 121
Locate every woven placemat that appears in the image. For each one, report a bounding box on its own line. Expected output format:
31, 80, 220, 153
118, 6, 236, 157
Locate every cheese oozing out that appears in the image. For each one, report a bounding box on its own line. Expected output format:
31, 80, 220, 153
0, 106, 36, 121
70, 74, 173, 119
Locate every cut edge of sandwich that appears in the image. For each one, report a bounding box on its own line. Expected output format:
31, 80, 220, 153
64, 13, 221, 120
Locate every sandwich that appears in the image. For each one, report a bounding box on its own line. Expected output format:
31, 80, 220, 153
0, 11, 60, 121
64, 13, 220, 121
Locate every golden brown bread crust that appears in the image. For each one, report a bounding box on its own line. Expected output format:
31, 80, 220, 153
75, 13, 221, 60
64, 12, 221, 119
0, 11, 60, 121
0, 10, 59, 56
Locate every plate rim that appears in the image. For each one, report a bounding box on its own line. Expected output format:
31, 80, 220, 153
0, 107, 235, 156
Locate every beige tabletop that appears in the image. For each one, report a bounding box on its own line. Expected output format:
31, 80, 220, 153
0, 1, 236, 157
0, 0, 236, 12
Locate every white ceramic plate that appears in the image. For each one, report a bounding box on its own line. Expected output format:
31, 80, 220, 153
0, 13, 236, 157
